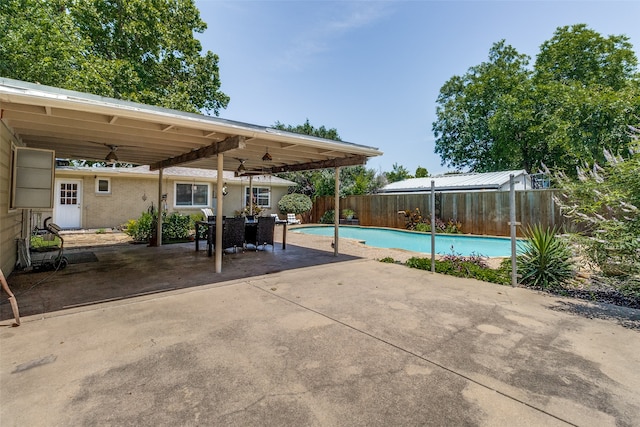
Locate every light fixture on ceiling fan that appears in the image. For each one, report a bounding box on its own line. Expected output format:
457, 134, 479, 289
104, 145, 118, 164
236, 158, 246, 175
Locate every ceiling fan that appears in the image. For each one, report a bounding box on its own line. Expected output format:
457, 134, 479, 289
83, 141, 127, 164
235, 158, 247, 175
104, 145, 119, 163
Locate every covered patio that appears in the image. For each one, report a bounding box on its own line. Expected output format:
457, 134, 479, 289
1, 230, 366, 321
0, 78, 382, 274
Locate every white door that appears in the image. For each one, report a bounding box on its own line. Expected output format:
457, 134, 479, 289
55, 179, 82, 229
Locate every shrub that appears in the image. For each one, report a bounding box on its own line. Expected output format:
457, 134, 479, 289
517, 224, 575, 290
124, 212, 155, 242
320, 209, 335, 224
379, 257, 396, 263
341, 208, 355, 219
124, 211, 192, 243
405, 252, 510, 285
548, 143, 639, 277
402, 208, 462, 233
162, 212, 191, 241
278, 193, 312, 215
415, 223, 430, 232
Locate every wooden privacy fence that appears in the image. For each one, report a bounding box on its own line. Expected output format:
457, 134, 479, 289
311, 190, 568, 237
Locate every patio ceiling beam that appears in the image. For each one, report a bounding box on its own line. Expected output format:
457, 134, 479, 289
149, 135, 246, 170
266, 155, 367, 173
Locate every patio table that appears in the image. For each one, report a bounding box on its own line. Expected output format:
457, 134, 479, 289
195, 219, 288, 256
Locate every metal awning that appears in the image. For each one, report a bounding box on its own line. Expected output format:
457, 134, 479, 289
0, 78, 382, 172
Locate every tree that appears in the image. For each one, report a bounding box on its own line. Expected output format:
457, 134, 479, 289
414, 166, 429, 178
532, 24, 640, 172
432, 25, 640, 174
273, 120, 383, 196
433, 41, 533, 172
0, 0, 229, 115
385, 163, 413, 183
535, 24, 637, 91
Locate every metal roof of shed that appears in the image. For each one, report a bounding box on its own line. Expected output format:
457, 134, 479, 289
380, 170, 528, 193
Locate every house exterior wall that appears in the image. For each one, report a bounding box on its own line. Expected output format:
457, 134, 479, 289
0, 121, 26, 275
53, 170, 290, 228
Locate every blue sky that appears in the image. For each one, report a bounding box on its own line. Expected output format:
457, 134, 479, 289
195, 1, 640, 176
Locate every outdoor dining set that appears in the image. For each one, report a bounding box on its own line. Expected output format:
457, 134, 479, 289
194, 211, 290, 256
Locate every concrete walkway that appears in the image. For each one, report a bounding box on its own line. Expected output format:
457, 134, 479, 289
1, 253, 639, 426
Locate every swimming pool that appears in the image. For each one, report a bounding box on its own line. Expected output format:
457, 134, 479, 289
291, 225, 514, 257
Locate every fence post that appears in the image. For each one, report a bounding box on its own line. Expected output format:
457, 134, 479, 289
431, 180, 436, 273
510, 175, 517, 287
334, 167, 340, 256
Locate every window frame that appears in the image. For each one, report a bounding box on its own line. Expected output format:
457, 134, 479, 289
244, 186, 271, 208
174, 182, 210, 208
95, 176, 111, 195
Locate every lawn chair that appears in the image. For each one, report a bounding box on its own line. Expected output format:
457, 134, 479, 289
287, 213, 300, 224
201, 208, 214, 221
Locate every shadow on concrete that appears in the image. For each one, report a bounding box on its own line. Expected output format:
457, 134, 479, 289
1, 241, 359, 321
548, 300, 640, 330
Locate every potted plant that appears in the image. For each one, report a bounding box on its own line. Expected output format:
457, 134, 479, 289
341, 209, 355, 220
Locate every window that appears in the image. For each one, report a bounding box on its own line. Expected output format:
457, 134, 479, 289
60, 182, 78, 205
245, 186, 270, 207
175, 182, 209, 207
95, 177, 111, 194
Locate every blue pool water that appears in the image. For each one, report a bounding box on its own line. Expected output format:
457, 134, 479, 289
291, 226, 514, 257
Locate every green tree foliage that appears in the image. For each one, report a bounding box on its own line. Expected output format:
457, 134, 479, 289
273, 120, 383, 196
0, 0, 229, 115
414, 166, 429, 178
433, 25, 639, 174
385, 162, 413, 183
535, 24, 637, 90
433, 41, 533, 172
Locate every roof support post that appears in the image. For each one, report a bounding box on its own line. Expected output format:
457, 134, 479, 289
153, 168, 163, 247
215, 154, 224, 273
334, 166, 340, 256
249, 176, 253, 216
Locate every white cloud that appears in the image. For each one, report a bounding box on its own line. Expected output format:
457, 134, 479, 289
274, 2, 393, 71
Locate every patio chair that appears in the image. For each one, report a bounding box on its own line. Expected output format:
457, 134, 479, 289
222, 217, 245, 253
201, 208, 214, 221
287, 213, 300, 224
255, 216, 276, 251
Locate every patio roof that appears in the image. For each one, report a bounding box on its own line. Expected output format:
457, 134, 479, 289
0, 78, 382, 173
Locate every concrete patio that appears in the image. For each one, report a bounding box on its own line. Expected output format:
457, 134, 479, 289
1, 232, 639, 426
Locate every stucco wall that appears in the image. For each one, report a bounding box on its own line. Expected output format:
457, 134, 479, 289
0, 121, 26, 275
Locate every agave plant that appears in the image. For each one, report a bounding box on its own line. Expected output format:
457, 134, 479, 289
517, 224, 575, 289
